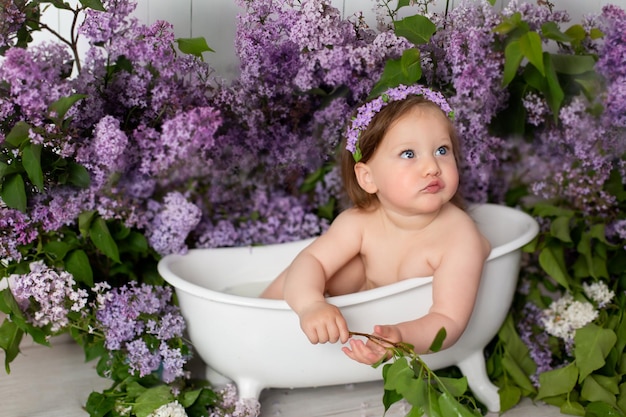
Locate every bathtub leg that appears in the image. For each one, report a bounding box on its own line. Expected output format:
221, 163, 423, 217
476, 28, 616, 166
235, 378, 265, 400
457, 350, 500, 413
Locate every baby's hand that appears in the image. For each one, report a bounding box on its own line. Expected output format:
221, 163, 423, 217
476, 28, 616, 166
298, 301, 350, 344
342, 325, 402, 365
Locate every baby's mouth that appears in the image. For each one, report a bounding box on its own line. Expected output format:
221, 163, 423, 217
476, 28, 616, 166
422, 179, 442, 193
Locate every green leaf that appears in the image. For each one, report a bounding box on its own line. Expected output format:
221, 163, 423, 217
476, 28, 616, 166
78, 210, 96, 237
382, 387, 405, 413
550, 216, 572, 243
85, 391, 116, 417
429, 327, 447, 353
531, 203, 575, 218
65, 249, 94, 287
89, 217, 121, 263
384, 357, 413, 391
564, 24, 587, 42
436, 376, 468, 397
575, 324, 617, 381
67, 162, 91, 188
176, 37, 214, 58
581, 375, 618, 407
502, 40, 523, 86
43, 240, 72, 260
438, 392, 478, 417
502, 353, 536, 394
543, 54, 565, 118
519, 31, 545, 75
133, 385, 175, 417
0, 290, 49, 346
399, 48, 422, 80
618, 383, 626, 415
499, 385, 522, 413
541, 22, 573, 43
403, 377, 429, 409
79, 0, 105, 11
1, 174, 27, 212
0, 318, 24, 373
538, 245, 571, 290
560, 401, 585, 416
394, 14, 436, 45
48, 94, 87, 125
5, 121, 32, 147
22, 143, 44, 191
369, 58, 419, 98
118, 231, 149, 254
425, 386, 443, 417
180, 388, 203, 407
493, 12, 524, 35
550, 54, 596, 75
536, 362, 578, 400
586, 402, 623, 417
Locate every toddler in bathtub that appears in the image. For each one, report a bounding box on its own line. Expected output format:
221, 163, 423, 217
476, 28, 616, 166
261, 84, 491, 365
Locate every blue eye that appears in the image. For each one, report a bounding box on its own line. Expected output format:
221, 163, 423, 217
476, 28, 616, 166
435, 146, 449, 156
400, 150, 415, 159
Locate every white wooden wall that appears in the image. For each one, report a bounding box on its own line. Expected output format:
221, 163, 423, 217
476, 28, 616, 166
34, 0, 626, 79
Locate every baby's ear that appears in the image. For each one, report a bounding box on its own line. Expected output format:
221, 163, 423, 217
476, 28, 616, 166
354, 162, 377, 194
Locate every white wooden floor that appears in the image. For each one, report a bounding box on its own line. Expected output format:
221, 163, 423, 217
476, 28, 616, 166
1, 334, 563, 417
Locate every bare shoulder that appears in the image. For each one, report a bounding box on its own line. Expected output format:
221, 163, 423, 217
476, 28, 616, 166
438, 204, 491, 257
329, 206, 373, 229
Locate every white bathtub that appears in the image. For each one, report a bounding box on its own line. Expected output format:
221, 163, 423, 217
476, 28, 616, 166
158, 204, 538, 412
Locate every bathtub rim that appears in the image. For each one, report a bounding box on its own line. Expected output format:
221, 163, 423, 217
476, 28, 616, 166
158, 203, 538, 310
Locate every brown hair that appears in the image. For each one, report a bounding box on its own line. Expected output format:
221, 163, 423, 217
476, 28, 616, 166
341, 96, 465, 209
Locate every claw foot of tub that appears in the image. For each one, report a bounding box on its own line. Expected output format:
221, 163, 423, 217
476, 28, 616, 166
457, 350, 500, 413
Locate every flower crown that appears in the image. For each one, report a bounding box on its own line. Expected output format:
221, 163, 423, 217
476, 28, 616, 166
345, 84, 454, 162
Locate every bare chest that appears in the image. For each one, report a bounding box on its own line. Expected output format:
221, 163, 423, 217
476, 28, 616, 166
360, 236, 440, 286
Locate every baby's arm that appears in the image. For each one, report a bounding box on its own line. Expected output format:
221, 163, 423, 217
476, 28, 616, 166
283, 210, 363, 344
394, 219, 490, 353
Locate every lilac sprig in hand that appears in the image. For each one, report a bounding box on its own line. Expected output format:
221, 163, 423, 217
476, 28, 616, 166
352, 328, 482, 417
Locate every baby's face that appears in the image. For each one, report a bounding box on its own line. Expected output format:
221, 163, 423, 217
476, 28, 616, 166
362, 106, 459, 215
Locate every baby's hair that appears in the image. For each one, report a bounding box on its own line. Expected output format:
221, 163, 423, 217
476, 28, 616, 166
341, 96, 465, 209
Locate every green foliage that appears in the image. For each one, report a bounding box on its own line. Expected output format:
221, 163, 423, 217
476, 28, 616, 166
0, 95, 91, 212
488, 167, 626, 415
351, 329, 482, 416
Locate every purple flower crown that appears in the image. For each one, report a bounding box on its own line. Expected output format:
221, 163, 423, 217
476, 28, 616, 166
345, 84, 454, 162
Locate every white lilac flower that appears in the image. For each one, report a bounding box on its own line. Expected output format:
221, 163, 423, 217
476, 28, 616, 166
582, 281, 615, 308
146, 401, 187, 417
541, 293, 598, 341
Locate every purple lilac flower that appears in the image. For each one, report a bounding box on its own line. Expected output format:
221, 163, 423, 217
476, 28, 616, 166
195, 191, 328, 248
79, 0, 138, 44
135, 106, 221, 177
210, 384, 261, 417
95, 282, 188, 381
529, 97, 618, 216
146, 192, 202, 256
0, 42, 73, 124
11, 261, 88, 332
0, 0, 26, 48
159, 341, 186, 383
126, 338, 161, 377
76, 115, 129, 187
596, 5, 626, 128
516, 302, 554, 386
424, 0, 508, 203
345, 84, 453, 158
